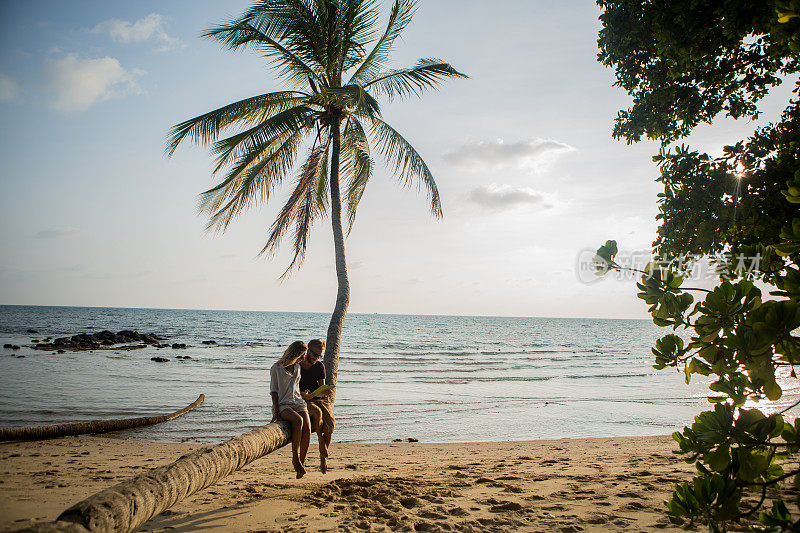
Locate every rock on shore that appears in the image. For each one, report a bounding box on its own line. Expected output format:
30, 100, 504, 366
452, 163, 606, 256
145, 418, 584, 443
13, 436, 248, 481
32, 330, 165, 351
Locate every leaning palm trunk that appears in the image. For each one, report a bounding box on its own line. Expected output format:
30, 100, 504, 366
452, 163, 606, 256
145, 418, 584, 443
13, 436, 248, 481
0, 395, 205, 442
167, 0, 463, 425
324, 120, 350, 396
26, 421, 291, 533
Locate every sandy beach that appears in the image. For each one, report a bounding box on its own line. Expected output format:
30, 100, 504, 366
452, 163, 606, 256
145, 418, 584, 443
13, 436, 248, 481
0, 434, 700, 532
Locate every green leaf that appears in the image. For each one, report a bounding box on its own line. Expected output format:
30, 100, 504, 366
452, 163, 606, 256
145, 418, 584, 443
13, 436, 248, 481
705, 444, 730, 472
736, 449, 769, 481
764, 380, 783, 401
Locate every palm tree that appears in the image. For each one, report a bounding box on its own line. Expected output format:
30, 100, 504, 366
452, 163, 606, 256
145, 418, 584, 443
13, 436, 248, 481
52, 422, 294, 533
167, 0, 465, 394
0, 394, 204, 442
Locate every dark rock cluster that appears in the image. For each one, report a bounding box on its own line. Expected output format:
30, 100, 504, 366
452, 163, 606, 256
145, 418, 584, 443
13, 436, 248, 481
150, 354, 194, 363
33, 330, 165, 351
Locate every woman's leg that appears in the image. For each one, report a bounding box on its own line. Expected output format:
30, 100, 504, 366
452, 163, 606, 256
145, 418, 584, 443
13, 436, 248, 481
280, 408, 305, 478
299, 409, 311, 467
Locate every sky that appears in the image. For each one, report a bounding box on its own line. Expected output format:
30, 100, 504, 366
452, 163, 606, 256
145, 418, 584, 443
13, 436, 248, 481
0, 1, 793, 318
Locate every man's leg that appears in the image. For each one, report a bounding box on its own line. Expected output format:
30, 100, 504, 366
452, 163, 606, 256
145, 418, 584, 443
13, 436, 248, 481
306, 401, 322, 434
317, 398, 335, 474
318, 426, 328, 474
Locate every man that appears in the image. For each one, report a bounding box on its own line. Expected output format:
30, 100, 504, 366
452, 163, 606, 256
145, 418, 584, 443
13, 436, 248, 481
299, 338, 335, 473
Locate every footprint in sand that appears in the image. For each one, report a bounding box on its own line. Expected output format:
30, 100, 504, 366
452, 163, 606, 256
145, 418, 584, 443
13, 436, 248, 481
622, 501, 648, 510
542, 504, 567, 511
399, 496, 419, 509
489, 501, 523, 513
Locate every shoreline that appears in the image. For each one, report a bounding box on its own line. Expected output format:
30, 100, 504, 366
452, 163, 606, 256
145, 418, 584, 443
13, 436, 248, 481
1, 434, 696, 532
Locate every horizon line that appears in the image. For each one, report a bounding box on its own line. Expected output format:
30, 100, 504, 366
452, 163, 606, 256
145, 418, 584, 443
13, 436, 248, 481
0, 303, 651, 321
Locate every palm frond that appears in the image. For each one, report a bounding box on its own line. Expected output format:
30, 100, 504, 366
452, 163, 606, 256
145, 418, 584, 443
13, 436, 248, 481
204, 21, 321, 86
335, 0, 382, 74
203, 128, 304, 232
216, 1, 297, 41
201, 127, 298, 214
261, 139, 330, 275
280, 0, 329, 81
282, 133, 332, 277
368, 116, 441, 217
362, 58, 467, 100
211, 104, 314, 173
348, 0, 415, 86
166, 91, 305, 156
341, 117, 374, 231
206, 1, 334, 84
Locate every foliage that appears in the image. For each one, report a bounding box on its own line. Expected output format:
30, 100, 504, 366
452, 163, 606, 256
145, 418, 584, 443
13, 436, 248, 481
597, 0, 800, 144
167, 0, 466, 275
597, 0, 800, 530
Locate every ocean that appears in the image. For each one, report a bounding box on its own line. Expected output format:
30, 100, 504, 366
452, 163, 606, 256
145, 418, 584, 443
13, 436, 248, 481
1, 305, 797, 443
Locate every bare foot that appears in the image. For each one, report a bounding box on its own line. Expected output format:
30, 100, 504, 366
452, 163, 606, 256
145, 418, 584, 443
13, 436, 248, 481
320, 456, 327, 474
293, 458, 306, 479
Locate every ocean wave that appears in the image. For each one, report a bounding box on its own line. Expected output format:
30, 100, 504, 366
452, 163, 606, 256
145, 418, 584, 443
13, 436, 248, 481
565, 373, 651, 379
413, 375, 554, 384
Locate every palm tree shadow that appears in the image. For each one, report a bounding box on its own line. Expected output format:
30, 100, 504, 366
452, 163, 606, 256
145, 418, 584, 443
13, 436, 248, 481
142, 505, 250, 532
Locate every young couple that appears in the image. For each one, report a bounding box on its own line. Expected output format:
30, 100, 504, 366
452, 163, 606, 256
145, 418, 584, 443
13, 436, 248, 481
269, 339, 335, 478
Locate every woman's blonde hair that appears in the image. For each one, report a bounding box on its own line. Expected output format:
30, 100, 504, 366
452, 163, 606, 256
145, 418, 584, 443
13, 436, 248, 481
276, 340, 306, 367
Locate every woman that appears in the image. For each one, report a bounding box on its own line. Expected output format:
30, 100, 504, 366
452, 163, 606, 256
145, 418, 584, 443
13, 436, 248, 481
270, 340, 312, 478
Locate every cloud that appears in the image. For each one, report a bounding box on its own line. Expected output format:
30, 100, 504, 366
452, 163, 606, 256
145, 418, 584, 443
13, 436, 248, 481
0, 74, 19, 102
92, 13, 182, 51
34, 227, 84, 239
47, 53, 144, 112
468, 183, 557, 210
444, 138, 575, 171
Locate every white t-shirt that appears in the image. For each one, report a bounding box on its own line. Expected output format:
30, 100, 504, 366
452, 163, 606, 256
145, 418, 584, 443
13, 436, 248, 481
270, 362, 304, 408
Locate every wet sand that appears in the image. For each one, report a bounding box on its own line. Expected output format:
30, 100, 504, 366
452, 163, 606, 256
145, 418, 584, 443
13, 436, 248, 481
1, 435, 695, 532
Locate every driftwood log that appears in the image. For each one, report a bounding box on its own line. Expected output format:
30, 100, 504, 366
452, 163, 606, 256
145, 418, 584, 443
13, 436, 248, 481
22, 421, 291, 533
0, 395, 205, 442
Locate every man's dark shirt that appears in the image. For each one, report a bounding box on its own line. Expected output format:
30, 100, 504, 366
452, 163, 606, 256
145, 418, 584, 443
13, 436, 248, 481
299, 360, 325, 393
